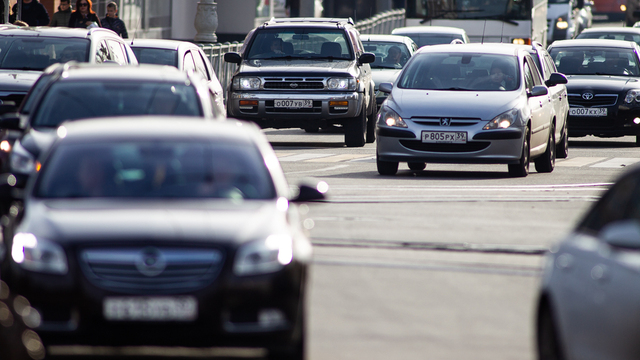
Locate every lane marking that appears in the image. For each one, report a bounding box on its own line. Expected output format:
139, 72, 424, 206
556, 157, 607, 167
274, 151, 295, 158
348, 155, 376, 162
286, 164, 349, 174
590, 158, 640, 168
277, 153, 333, 162
305, 154, 372, 162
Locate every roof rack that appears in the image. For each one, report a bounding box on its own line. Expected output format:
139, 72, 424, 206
265, 17, 354, 26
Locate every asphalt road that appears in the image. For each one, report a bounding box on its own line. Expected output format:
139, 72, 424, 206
266, 127, 637, 360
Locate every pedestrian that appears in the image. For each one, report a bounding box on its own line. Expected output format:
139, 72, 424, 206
68, 0, 100, 29
50, 0, 72, 27
9, 0, 49, 27
101, 1, 128, 38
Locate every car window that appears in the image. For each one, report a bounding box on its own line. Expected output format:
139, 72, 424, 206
523, 61, 534, 91
31, 81, 203, 127
576, 32, 640, 46
348, 29, 363, 55
364, 41, 412, 69
191, 50, 210, 81
579, 175, 640, 233
19, 74, 53, 114
550, 47, 640, 76
544, 53, 558, 73
526, 57, 543, 85
183, 52, 196, 73
246, 29, 352, 60
107, 40, 127, 65
95, 40, 111, 63
397, 53, 519, 91
0, 37, 90, 70
132, 47, 178, 66
36, 141, 277, 200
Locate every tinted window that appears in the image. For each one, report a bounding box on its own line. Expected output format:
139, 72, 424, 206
36, 141, 276, 200
0, 37, 90, 70
397, 53, 519, 91
132, 47, 178, 66
107, 40, 127, 65
246, 29, 352, 60
550, 47, 640, 76
524, 62, 534, 90
32, 81, 202, 127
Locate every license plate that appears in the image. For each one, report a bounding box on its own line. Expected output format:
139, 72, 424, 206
104, 296, 197, 322
422, 131, 467, 143
274, 99, 312, 108
569, 107, 607, 117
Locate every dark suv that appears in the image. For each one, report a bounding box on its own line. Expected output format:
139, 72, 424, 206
224, 18, 376, 147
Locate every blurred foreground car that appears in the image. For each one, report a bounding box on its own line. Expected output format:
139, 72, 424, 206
376, 43, 566, 177
391, 26, 469, 48
0, 118, 324, 360
536, 164, 640, 360
130, 39, 225, 115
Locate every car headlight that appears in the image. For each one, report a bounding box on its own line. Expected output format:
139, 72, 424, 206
556, 14, 569, 30
625, 89, 640, 104
379, 105, 407, 128
327, 77, 356, 90
233, 235, 293, 276
11, 233, 68, 274
10, 143, 36, 174
483, 109, 520, 130
232, 77, 261, 90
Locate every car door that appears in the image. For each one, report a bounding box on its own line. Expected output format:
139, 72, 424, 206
349, 29, 372, 113
542, 51, 569, 143
524, 57, 552, 151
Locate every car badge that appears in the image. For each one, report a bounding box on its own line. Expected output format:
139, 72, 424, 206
440, 118, 451, 126
582, 93, 594, 100
135, 247, 167, 277
290, 83, 299, 89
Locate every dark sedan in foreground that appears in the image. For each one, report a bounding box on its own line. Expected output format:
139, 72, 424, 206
0, 118, 324, 360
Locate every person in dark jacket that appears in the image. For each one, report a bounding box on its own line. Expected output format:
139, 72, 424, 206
68, 0, 100, 29
9, 0, 49, 27
50, 0, 72, 27
101, 1, 127, 38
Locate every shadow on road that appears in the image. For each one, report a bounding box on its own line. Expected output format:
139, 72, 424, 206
568, 139, 637, 148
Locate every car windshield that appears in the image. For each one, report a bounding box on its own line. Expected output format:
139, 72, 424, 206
550, 47, 640, 76
31, 81, 202, 128
0, 37, 89, 70
36, 141, 277, 200
246, 29, 353, 60
576, 32, 640, 46
132, 47, 178, 66
397, 53, 520, 91
364, 41, 411, 69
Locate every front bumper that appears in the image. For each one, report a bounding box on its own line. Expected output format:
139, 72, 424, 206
567, 105, 640, 137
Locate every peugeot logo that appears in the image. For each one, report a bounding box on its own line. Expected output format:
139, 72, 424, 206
440, 118, 451, 126
290, 83, 299, 89
135, 247, 167, 277
582, 93, 594, 100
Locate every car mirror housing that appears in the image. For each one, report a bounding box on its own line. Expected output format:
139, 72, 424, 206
0, 113, 22, 130
379, 82, 393, 94
600, 220, 640, 249
528, 85, 548, 97
545, 73, 568, 87
224, 52, 242, 64
359, 52, 375, 65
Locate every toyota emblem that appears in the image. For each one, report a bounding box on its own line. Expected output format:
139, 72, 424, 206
440, 118, 451, 126
582, 93, 594, 100
290, 83, 299, 89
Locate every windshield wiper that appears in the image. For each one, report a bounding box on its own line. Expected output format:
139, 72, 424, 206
265, 55, 312, 60
312, 56, 349, 61
445, 87, 473, 91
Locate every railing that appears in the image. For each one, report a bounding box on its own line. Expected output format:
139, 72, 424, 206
198, 9, 406, 101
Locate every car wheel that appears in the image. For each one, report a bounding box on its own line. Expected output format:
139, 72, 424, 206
537, 303, 565, 360
535, 123, 556, 173
408, 162, 426, 171
366, 110, 376, 143
344, 104, 366, 147
377, 156, 398, 176
556, 121, 568, 159
508, 126, 530, 177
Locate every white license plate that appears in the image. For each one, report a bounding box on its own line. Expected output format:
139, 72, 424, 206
422, 131, 467, 143
569, 107, 607, 117
274, 99, 312, 108
104, 296, 197, 322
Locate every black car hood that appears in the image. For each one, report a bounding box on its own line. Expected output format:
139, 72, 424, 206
237, 59, 356, 77
21, 199, 289, 245
20, 128, 57, 158
0, 70, 41, 93
565, 75, 640, 92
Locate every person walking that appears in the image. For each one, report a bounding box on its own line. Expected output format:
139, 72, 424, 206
50, 0, 72, 27
101, 1, 128, 38
9, 0, 49, 27
68, 0, 100, 29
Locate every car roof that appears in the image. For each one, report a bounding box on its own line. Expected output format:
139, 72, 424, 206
549, 39, 638, 49
129, 39, 199, 51
415, 43, 520, 56
360, 34, 415, 44
0, 26, 116, 39
259, 17, 354, 29
392, 26, 467, 35
579, 27, 640, 34
50, 63, 197, 83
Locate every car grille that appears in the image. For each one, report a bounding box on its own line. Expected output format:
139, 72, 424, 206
399, 140, 490, 152
79, 247, 225, 294
411, 117, 481, 127
265, 100, 322, 113
568, 94, 618, 107
263, 77, 325, 90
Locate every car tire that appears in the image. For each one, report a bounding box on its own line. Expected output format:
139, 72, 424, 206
366, 110, 376, 143
537, 303, 565, 360
377, 156, 398, 176
508, 126, 530, 177
535, 123, 555, 173
556, 121, 568, 159
344, 104, 366, 147
408, 162, 426, 171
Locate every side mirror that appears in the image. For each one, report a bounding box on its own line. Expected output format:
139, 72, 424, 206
0, 113, 21, 130
545, 73, 568, 87
224, 52, 242, 64
600, 220, 640, 249
291, 180, 328, 202
528, 85, 548, 97
379, 82, 393, 94
359, 52, 375, 64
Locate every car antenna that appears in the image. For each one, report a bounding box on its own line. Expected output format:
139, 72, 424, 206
481, 20, 487, 44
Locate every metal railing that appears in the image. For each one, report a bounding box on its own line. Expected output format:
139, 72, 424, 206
198, 9, 406, 100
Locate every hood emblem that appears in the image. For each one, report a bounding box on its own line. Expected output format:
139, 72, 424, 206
440, 118, 451, 126
290, 83, 299, 89
582, 93, 594, 100
135, 247, 167, 277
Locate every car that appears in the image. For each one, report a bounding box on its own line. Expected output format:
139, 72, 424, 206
576, 26, 640, 46
390, 26, 469, 48
224, 17, 377, 146
130, 39, 225, 116
0, 117, 325, 359
376, 43, 567, 177
535, 163, 640, 360
361, 34, 418, 110
514, 42, 570, 158
0, 27, 138, 109
0, 63, 223, 203
547, 0, 592, 43
547, 39, 640, 145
